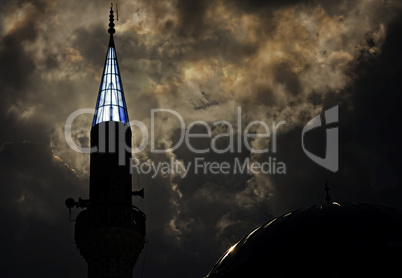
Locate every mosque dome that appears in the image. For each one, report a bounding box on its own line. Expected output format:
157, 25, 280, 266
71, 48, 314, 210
206, 202, 402, 278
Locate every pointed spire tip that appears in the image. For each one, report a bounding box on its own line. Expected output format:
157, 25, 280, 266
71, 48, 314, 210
108, 3, 115, 35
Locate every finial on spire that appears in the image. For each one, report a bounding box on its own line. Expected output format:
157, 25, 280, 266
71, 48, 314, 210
108, 3, 115, 35
325, 181, 331, 205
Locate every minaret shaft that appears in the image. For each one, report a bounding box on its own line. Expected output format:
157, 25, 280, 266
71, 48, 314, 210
89, 122, 132, 207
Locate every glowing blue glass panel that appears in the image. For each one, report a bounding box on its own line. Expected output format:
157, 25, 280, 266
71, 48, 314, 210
92, 41, 129, 126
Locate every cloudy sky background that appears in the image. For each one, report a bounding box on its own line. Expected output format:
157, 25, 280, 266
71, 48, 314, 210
1, 0, 402, 277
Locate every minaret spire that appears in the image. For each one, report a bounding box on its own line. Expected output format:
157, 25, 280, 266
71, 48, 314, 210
92, 3, 129, 126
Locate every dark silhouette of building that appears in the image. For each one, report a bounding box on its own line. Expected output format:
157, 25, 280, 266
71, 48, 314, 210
205, 201, 402, 278
66, 5, 145, 278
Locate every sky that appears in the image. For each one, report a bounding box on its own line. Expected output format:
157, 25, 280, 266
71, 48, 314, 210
1, 0, 402, 277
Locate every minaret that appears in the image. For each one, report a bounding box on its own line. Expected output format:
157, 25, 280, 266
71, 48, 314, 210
66, 5, 145, 278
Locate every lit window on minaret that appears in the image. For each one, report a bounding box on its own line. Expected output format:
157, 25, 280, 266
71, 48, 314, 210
92, 37, 129, 126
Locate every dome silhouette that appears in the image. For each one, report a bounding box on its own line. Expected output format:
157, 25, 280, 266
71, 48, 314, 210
206, 202, 402, 278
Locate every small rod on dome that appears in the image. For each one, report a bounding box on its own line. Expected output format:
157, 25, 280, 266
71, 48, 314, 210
325, 181, 331, 205
116, 3, 119, 21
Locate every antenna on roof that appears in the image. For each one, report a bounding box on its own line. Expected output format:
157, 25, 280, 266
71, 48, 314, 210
116, 3, 119, 21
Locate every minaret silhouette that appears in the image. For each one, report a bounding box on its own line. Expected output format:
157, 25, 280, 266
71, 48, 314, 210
67, 5, 145, 278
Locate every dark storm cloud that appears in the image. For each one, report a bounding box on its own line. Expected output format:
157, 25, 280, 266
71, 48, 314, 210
272, 63, 301, 96
0, 0, 51, 144
0, 25, 35, 91
268, 11, 402, 214
72, 25, 107, 69
175, 0, 211, 38
0, 142, 87, 277
224, 0, 303, 13
0, 0, 50, 92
